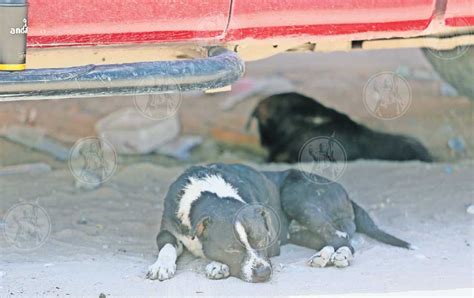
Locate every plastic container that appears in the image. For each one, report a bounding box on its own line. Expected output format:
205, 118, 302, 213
0, 0, 28, 71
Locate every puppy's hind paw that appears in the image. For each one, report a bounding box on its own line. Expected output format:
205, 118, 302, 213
206, 261, 230, 280
308, 246, 335, 268
330, 246, 353, 268
147, 259, 177, 281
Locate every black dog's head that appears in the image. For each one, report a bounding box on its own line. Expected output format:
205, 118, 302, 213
248, 92, 433, 163
247, 92, 349, 162
192, 199, 279, 283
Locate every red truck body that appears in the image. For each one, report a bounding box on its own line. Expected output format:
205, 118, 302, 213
28, 0, 474, 48
2, 0, 472, 101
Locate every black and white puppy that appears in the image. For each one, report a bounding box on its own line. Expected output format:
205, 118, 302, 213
147, 163, 411, 283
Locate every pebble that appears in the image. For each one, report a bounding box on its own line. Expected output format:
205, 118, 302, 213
74, 175, 102, 191
467, 204, 474, 215
77, 218, 88, 225
440, 82, 459, 97
415, 254, 427, 260
444, 165, 453, 175
448, 137, 466, 154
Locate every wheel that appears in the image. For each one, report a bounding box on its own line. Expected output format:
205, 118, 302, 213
422, 46, 474, 100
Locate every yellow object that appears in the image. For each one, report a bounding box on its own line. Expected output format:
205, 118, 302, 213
0, 64, 26, 71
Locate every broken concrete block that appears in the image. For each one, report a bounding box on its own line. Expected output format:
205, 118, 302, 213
155, 135, 203, 160
0, 163, 52, 177
95, 108, 180, 155
2, 126, 70, 161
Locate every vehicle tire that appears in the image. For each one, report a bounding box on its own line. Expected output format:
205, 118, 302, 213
422, 46, 474, 100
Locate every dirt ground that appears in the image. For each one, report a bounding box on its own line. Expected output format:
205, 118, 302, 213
0, 162, 473, 296
0, 48, 473, 296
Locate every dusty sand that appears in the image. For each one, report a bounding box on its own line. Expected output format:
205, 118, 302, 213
1, 161, 473, 296
0, 48, 473, 297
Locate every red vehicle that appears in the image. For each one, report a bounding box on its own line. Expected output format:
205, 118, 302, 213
1, 0, 473, 100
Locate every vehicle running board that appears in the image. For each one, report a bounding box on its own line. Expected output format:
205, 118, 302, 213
0, 47, 245, 102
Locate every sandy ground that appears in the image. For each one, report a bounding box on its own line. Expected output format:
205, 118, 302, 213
0, 161, 473, 296
0, 48, 473, 297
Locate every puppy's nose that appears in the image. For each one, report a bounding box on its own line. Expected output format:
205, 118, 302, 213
252, 263, 272, 282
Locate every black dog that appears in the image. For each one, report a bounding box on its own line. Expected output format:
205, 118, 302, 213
147, 163, 411, 283
248, 92, 433, 163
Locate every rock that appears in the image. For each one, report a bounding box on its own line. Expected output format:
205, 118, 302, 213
444, 165, 454, 175
448, 136, 466, 155
74, 172, 102, 190
77, 218, 88, 225
415, 254, 427, 260
95, 108, 180, 155
2, 126, 70, 161
156, 136, 203, 160
467, 204, 474, 215
0, 163, 51, 177
440, 82, 459, 97
395, 66, 439, 81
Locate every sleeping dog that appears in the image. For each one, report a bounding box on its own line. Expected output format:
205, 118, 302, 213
147, 163, 411, 283
248, 92, 433, 163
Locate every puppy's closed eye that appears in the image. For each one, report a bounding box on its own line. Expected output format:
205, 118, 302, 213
260, 209, 273, 234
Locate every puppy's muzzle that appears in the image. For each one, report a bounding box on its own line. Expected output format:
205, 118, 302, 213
251, 263, 272, 283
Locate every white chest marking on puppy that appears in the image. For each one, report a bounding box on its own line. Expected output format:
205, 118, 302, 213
178, 174, 245, 228
235, 221, 271, 282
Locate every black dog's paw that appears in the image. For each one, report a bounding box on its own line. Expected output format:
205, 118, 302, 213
330, 246, 353, 268
307, 246, 335, 268
308, 246, 353, 268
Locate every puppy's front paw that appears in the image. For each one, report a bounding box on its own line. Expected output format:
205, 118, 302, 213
147, 258, 177, 281
330, 246, 353, 268
308, 246, 335, 268
206, 261, 230, 280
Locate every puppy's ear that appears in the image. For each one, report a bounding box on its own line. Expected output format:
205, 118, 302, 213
192, 216, 211, 239
260, 208, 277, 237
